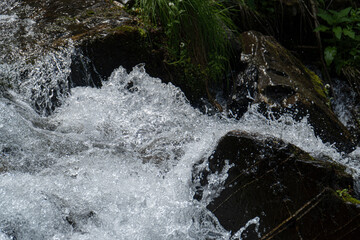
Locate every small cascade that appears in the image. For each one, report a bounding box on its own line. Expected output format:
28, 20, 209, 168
1, 63, 359, 239
0, 1, 359, 239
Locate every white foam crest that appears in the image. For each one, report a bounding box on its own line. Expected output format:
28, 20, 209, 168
19, 45, 74, 115
0, 65, 232, 239
231, 217, 261, 240
331, 78, 359, 128
239, 107, 335, 155
0, 4, 74, 115
0, 14, 17, 22
51, 65, 217, 169
0, 43, 74, 116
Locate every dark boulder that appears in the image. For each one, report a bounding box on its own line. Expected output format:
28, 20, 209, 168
73, 25, 169, 87
193, 131, 360, 239
64, 8, 202, 102
228, 31, 356, 152
11, 0, 183, 111
18, 0, 161, 80
25, 0, 189, 98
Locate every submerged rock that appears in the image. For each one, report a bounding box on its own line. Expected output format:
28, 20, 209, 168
228, 31, 356, 152
193, 131, 360, 239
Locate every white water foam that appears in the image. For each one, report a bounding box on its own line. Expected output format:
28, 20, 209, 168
0, 65, 230, 239
1, 64, 359, 239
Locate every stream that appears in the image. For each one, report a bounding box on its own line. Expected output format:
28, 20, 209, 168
1, 1, 359, 240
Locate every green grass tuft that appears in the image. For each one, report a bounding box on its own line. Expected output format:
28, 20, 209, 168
135, 0, 236, 83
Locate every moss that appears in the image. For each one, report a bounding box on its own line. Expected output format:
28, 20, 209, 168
85, 9, 96, 16
304, 68, 327, 99
336, 189, 360, 205
108, 25, 146, 37
137, 27, 147, 37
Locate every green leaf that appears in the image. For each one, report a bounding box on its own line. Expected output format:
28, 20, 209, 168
339, 17, 353, 24
324, 46, 337, 66
343, 28, 356, 39
318, 10, 334, 25
337, 7, 352, 19
333, 26, 342, 39
314, 25, 329, 32
349, 48, 359, 56
328, 9, 338, 15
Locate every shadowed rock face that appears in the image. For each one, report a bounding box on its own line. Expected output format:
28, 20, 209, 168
193, 131, 360, 239
228, 31, 356, 153
73, 26, 168, 88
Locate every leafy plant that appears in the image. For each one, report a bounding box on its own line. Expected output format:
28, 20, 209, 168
314, 6, 360, 73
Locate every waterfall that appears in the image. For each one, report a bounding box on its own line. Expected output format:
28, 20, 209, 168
1, 61, 359, 239
1, 1, 359, 240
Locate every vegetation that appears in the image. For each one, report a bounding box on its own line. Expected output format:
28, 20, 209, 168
231, 1, 359, 74
130, 0, 359, 107
315, 6, 360, 74
336, 188, 360, 204
134, 0, 236, 101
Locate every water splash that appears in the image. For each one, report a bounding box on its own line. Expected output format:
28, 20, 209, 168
231, 217, 261, 240
1, 63, 358, 239
1, 0, 358, 238
0, 65, 229, 239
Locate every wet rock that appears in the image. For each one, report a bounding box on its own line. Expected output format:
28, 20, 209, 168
68, 48, 103, 88
64, 210, 98, 232
4, 0, 204, 112
9, 1, 125, 55
20, 0, 176, 90
6, 0, 174, 111
193, 131, 360, 239
61, 7, 197, 101
75, 25, 168, 85
340, 66, 360, 142
228, 31, 356, 152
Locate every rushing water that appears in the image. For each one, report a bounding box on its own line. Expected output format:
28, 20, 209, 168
1, 2, 360, 240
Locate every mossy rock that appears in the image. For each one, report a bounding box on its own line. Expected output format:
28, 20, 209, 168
193, 131, 360, 239
229, 31, 355, 152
